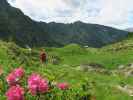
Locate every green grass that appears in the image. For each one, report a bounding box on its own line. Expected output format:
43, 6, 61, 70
45, 43, 133, 69
0, 39, 133, 100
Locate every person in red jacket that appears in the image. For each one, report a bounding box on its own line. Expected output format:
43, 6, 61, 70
40, 49, 47, 63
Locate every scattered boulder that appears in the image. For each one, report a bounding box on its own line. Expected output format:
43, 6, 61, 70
118, 65, 125, 69
127, 63, 133, 68
88, 63, 104, 69
117, 64, 133, 77
80, 64, 91, 72
80, 62, 104, 70
80, 62, 111, 75
117, 85, 133, 96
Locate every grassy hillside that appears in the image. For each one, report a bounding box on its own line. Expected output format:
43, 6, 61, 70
0, 36, 133, 99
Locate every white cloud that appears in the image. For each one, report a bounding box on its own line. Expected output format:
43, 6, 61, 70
8, 0, 133, 29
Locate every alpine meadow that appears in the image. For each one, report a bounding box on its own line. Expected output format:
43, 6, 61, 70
0, 0, 133, 100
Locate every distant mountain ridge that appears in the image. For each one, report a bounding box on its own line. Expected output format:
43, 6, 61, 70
0, 0, 128, 47
125, 28, 133, 32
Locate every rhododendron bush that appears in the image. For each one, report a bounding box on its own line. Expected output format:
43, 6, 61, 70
6, 68, 24, 86
1, 67, 90, 100
28, 73, 49, 95
6, 85, 24, 100
57, 82, 69, 90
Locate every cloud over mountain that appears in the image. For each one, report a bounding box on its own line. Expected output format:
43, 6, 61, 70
8, 0, 133, 29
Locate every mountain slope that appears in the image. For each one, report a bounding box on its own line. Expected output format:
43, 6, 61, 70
125, 28, 133, 32
102, 32, 133, 51
0, 0, 53, 47
0, 0, 128, 47
45, 21, 128, 47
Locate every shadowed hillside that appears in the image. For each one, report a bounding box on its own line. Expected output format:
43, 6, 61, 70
0, 0, 128, 47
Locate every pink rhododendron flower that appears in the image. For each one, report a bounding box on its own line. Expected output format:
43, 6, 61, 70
57, 82, 69, 90
28, 74, 49, 95
6, 85, 24, 100
6, 72, 18, 86
14, 68, 24, 78
6, 67, 24, 86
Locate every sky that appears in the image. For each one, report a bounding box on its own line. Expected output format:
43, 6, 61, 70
8, 0, 133, 29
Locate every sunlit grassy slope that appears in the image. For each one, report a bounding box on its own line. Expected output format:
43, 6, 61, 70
0, 34, 133, 100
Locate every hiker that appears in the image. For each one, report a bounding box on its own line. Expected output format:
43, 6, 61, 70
40, 49, 47, 63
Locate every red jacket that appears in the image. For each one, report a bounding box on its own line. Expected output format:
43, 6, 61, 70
40, 52, 47, 62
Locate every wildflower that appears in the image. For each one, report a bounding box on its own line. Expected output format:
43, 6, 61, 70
6, 68, 24, 86
6, 85, 24, 100
14, 68, 24, 78
28, 74, 49, 95
6, 72, 18, 86
57, 82, 69, 90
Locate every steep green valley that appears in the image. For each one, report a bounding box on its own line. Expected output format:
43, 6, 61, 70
0, 34, 133, 99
